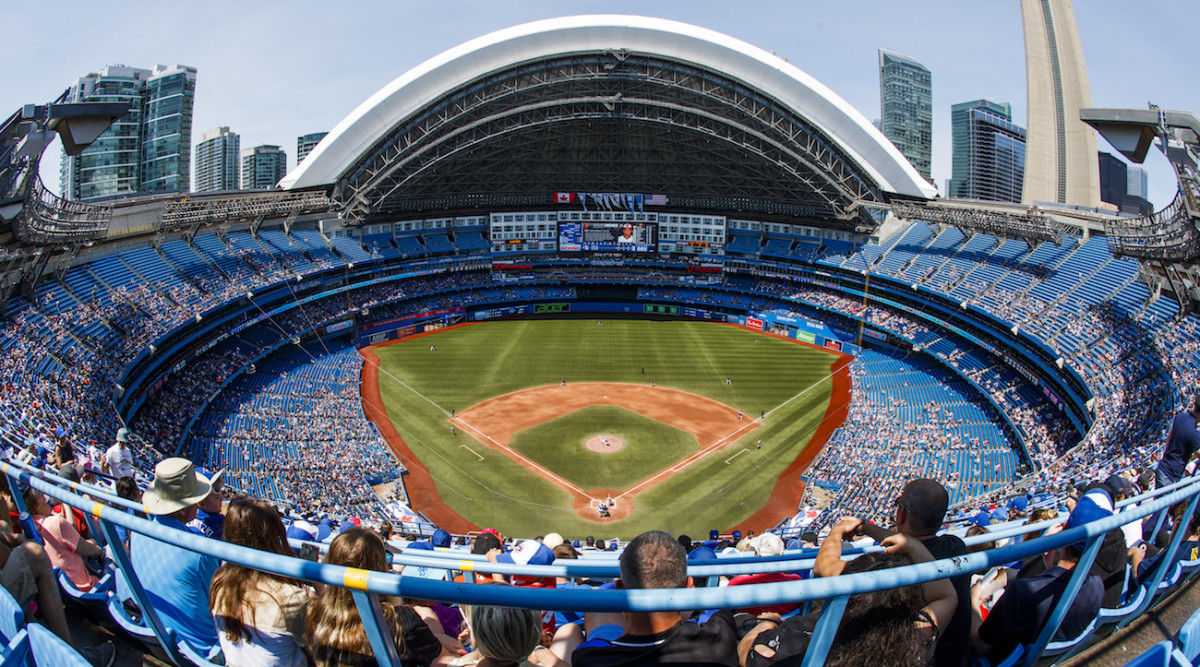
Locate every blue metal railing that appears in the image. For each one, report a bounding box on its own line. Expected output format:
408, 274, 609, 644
5, 459, 1200, 667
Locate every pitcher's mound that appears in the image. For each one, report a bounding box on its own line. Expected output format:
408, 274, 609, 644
586, 435, 624, 453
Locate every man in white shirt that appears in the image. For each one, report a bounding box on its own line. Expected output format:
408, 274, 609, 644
105, 428, 135, 479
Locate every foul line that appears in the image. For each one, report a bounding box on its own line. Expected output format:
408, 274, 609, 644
619, 365, 841, 501
452, 418, 592, 499
458, 445, 484, 461
725, 449, 750, 465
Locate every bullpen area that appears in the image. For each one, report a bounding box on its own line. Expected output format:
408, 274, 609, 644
361, 318, 851, 538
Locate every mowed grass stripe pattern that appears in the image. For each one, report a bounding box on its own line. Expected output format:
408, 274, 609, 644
371, 318, 836, 538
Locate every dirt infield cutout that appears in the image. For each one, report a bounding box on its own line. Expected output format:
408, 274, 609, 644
453, 382, 757, 522
585, 435, 624, 453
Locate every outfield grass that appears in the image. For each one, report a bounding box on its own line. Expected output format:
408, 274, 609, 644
372, 318, 837, 538
509, 405, 699, 490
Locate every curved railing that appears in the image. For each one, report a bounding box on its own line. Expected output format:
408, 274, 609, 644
5, 458, 1199, 667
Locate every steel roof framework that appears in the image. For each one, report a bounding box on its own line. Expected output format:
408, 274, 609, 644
333, 53, 885, 227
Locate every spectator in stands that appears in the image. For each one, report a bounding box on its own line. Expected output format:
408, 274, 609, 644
854, 478, 971, 667
306, 527, 448, 667
0, 475, 114, 665
450, 603, 568, 667
23, 487, 103, 591
112, 475, 142, 548
964, 525, 996, 554
970, 495, 1107, 662
210, 498, 312, 667
725, 533, 802, 616
51, 429, 74, 470
105, 428, 135, 480
573, 530, 740, 667
1157, 394, 1200, 489
1129, 502, 1200, 587
741, 519, 957, 667
132, 457, 222, 657
188, 468, 226, 539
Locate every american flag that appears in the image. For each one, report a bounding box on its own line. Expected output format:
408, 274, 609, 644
645, 194, 668, 206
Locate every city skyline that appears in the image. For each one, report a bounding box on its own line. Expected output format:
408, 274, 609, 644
5, 0, 1195, 208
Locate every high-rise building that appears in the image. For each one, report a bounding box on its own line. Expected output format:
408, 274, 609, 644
140, 65, 197, 193
240, 145, 287, 190
878, 49, 932, 181
296, 132, 328, 165
59, 65, 148, 201
60, 64, 197, 200
1098, 152, 1153, 215
1097, 152, 1127, 207
1020, 0, 1099, 207
949, 100, 1026, 203
1127, 164, 1149, 201
193, 127, 240, 192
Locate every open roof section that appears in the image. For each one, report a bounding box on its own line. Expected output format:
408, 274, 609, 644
281, 15, 937, 226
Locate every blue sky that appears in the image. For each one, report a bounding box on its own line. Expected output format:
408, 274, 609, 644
6, 0, 1196, 207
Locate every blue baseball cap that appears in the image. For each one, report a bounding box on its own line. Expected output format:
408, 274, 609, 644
1063, 489, 1114, 548
496, 539, 556, 566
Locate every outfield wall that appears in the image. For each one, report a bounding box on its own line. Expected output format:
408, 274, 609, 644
352, 299, 864, 354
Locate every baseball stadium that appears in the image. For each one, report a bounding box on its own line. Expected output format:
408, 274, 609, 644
2, 11, 1200, 667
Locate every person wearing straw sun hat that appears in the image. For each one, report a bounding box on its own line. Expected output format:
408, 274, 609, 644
130, 458, 222, 657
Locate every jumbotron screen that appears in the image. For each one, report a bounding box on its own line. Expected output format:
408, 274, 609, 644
558, 221, 658, 252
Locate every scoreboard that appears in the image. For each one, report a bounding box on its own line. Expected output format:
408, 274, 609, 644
559, 221, 657, 252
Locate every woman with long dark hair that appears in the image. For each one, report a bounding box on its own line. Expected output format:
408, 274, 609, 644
739, 521, 957, 666
306, 527, 447, 667
210, 498, 312, 667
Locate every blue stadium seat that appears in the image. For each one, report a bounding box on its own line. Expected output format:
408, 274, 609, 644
1174, 607, 1200, 666
0, 586, 28, 667
1123, 640, 1172, 667
27, 624, 86, 667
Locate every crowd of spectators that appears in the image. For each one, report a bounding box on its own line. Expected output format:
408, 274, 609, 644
196, 342, 404, 520
3, 219, 1200, 567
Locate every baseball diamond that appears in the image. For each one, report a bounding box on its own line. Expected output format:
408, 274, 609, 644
359, 317, 849, 538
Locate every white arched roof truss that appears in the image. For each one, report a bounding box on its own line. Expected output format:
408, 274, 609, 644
280, 15, 937, 200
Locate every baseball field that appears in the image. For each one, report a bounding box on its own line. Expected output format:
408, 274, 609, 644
360, 317, 850, 539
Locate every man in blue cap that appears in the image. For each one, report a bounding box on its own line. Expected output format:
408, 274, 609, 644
971, 494, 1106, 662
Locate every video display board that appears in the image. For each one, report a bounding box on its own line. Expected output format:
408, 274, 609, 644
558, 221, 657, 252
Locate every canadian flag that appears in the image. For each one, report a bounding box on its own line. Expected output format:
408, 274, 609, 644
553, 192, 575, 204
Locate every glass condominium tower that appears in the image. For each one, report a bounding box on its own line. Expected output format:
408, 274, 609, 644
60, 64, 197, 201
194, 126, 240, 192
241, 145, 287, 190
878, 49, 932, 182
949, 100, 1027, 203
